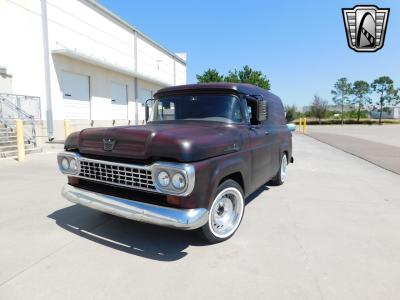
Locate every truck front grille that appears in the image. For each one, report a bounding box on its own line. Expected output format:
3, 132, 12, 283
78, 158, 156, 191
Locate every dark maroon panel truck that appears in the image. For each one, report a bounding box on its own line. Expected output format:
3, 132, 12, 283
57, 83, 293, 243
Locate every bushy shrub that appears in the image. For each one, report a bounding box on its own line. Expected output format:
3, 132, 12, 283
293, 118, 400, 125
285, 105, 298, 122
345, 110, 369, 119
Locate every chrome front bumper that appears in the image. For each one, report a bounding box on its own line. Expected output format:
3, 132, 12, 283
61, 184, 208, 230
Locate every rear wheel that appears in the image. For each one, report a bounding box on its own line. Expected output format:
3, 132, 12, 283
199, 179, 245, 244
271, 153, 288, 185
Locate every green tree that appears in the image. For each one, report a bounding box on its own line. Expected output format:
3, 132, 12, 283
331, 77, 352, 125
371, 76, 400, 124
310, 94, 328, 124
196, 68, 224, 83
284, 105, 298, 122
351, 81, 371, 123
196, 65, 271, 90
224, 65, 270, 90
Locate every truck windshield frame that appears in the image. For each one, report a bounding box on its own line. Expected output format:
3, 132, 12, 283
148, 94, 244, 124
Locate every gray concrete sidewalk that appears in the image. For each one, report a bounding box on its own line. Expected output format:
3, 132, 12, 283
0, 134, 400, 299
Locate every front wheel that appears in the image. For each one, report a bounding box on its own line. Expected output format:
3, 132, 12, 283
199, 179, 245, 244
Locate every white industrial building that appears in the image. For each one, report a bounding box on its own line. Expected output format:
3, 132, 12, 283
370, 106, 400, 119
0, 0, 187, 142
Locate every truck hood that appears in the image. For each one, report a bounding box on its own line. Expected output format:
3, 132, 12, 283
66, 121, 245, 162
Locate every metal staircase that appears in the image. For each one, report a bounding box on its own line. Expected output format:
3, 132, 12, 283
0, 124, 41, 158
0, 94, 42, 158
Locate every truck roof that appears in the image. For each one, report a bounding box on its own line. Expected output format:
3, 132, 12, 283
154, 83, 277, 99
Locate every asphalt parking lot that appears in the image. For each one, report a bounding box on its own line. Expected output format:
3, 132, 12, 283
307, 125, 400, 174
308, 125, 400, 147
1, 133, 400, 299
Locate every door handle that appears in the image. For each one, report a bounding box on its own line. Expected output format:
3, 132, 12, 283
264, 131, 269, 135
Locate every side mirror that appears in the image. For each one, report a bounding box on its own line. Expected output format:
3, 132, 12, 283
246, 95, 267, 123
287, 123, 296, 132
257, 100, 267, 122
145, 99, 154, 122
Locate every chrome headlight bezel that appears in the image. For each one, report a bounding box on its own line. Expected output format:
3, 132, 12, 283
152, 162, 195, 196
57, 152, 80, 175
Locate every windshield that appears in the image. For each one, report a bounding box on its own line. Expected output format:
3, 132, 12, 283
148, 94, 243, 123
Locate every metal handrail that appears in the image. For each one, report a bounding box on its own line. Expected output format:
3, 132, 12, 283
0, 96, 35, 119
0, 92, 41, 99
0, 93, 41, 119
0, 95, 37, 147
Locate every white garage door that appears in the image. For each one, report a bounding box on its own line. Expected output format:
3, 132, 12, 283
111, 83, 128, 120
60, 71, 90, 119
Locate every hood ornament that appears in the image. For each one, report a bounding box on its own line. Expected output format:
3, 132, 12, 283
103, 138, 116, 151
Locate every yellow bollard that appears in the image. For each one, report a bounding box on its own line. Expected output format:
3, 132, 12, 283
16, 119, 25, 162
64, 119, 70, 139
298, 118, 303, 132
303, 118, 307, 134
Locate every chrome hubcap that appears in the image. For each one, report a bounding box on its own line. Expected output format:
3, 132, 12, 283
281, 155, 288, 182
209, 187, 244, 238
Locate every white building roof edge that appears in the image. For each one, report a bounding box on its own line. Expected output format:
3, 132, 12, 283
83, 0, 187, 65
52, 48, 171, 87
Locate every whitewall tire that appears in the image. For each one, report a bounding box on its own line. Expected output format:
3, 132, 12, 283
199, 179, 245, 243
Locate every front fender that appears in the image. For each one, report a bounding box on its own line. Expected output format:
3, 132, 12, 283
209, 154, 249, 195
189, 151, 251, 209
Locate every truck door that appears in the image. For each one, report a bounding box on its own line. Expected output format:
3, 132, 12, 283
245, 98, 275, 190
263, 123, 281, 178
248, 126, 273, 189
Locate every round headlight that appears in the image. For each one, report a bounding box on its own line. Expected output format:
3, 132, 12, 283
157, 171, 170, 187
172, 173, 186, 190
61, 158, 70, 170
69, 159, 78, 172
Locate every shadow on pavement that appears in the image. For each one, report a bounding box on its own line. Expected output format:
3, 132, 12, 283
48, 205, 205, 261
246, 184, 269, 205
48, 184, 270, 261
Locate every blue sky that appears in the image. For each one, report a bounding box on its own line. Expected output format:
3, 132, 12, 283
99, 0, 400, 107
